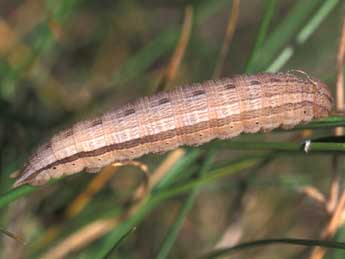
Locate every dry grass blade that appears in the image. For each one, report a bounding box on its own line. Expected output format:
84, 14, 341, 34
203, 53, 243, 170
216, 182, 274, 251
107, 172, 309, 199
0, 228, 25, 245
66, 160, 149, 218
214, 217, 243, 249
149, 148, 186, 187
328, 156, 340, 213
111, 161, 150, 203
150, 4, 193, 197
156, 5, 193, 92
310, 18, 345, 259
32, 167, 118, 251
39, 150, 185, 259
65, 166, 118, 218
36, 162, 148, 254
299, 186, 326, 206
213, 0, 240, 78
328, 17, 345, 222
40, 218, 118, 259
335, 18, 345, 135
327, 17, 345, 216
310, 192, 345, 259
323, 192, 345, 238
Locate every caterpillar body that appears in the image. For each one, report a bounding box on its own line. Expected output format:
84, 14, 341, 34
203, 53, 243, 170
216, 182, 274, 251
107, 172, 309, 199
13, 72, 333, 187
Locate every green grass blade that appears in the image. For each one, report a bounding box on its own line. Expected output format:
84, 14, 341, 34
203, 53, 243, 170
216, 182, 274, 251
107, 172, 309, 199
332, 226, 345, 259
156, 152, 215, 259
245, 0, 277, 73
0, 185, 37, 209
93, 198, 158, 259
0, 178, 60, 209
200, 238, 345, 258
267, 0, 340, 72
249, 0, 323, 72
153, 149, 201, 192
294, 116, 345, 130
214, 140, 345, 154
101, 227, 136, 259
155, 194, 196, 259
93, 156, 258, 259
153, 157, 260, 202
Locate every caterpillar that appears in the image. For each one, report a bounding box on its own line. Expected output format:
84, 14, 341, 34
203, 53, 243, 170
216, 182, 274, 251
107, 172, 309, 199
13, 72, 333, 187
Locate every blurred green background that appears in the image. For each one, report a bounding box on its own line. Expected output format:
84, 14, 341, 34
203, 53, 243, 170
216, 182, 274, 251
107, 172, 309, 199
1, 0, 345, 258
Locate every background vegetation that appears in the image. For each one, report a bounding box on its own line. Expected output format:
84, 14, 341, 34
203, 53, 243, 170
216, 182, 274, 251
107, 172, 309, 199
1, 0, 345, 258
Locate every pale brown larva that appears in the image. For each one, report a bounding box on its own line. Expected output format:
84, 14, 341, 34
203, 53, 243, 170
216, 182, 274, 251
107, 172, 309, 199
13, 72, 333, 187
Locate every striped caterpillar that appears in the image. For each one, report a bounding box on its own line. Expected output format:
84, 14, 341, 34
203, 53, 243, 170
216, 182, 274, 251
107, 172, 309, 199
13, 72, 333, 187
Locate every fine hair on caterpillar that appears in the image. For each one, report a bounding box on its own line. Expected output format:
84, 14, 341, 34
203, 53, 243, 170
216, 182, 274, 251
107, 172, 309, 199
13, 71, 333, 187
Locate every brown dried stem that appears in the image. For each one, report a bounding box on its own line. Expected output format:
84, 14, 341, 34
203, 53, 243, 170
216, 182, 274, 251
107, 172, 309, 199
309, 17, 345, 259
310, 191, 345, 259
112, 161, 150, 203
328, 156, 340, 214
39, 152, 184, 259
65, 166, 118, 218
156, 5, 193, 92
213, 0, 240, 78
40, 218, 118, 259
33, 166, 119, 251
328, 16, 345, 221
299, 186, 326, 206
335, 18, 345, 135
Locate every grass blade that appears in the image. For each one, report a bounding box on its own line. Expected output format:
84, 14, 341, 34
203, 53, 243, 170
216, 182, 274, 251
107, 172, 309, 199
101, 227, 136, 259
0, 185, 36, 209
267, 0, 340, 72
200, 238, 345, 258
156, 152, 215, 259
245, 0, 278, 73
249, 0, 323, 71
109, 0, 230, 87
93, 156, 258, 259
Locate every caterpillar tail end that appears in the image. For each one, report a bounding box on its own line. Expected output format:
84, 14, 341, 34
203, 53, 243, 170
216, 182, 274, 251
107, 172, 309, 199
9, 170, 28, 188
12, 179, 27, 189
11, 173, 30, 189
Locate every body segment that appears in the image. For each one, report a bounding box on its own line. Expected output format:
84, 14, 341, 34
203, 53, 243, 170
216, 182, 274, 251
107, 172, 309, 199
14, 72, 333, 187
